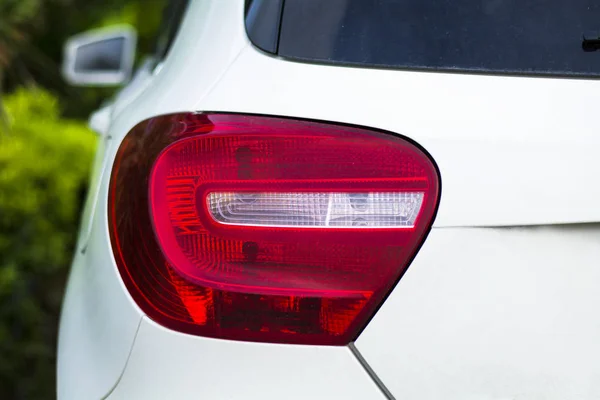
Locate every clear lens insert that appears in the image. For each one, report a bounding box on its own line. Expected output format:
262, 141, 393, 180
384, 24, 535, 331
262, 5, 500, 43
207, 192, 424, 228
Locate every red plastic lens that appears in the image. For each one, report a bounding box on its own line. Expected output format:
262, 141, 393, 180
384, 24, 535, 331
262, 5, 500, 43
109, 113, 439, 345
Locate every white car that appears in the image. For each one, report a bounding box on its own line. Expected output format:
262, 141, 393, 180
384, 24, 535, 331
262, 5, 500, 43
57, 1, 600, 399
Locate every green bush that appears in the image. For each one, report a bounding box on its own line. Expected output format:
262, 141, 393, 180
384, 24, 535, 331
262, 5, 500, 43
0, 88, 96, 399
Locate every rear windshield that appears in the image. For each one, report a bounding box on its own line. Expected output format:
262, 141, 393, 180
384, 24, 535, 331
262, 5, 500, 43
246, 0, 600, 77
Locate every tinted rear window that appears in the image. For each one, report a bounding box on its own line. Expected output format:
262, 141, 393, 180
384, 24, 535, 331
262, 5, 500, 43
248, 0, 600, 77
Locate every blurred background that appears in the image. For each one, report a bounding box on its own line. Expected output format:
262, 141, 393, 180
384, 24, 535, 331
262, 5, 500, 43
0, 0, 166, 398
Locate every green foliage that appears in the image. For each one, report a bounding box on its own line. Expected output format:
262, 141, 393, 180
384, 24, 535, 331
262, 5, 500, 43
0, 0, 42, 68
0, 88, 96, 399
10, 0, 166, 118
0, 0, 166, 117
0, 1, 165, 396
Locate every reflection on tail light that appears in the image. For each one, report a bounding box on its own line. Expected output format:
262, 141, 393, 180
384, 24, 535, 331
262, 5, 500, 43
207, 191, 425, 228
109, 113, 440, 345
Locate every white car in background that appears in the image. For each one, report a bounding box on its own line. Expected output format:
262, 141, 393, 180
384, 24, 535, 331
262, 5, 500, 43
58, 0, 600, 399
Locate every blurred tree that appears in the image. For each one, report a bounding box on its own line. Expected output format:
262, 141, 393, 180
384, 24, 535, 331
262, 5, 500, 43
0, 0, 166, 118
0, 88, 96, 400
0, 0, 43, 124
0, 1, 166, 398
0, 0, 42, 85
29, 0, 165, 117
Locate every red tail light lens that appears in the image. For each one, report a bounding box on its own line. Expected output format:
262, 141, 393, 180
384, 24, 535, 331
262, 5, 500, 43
109, 113, 439, 345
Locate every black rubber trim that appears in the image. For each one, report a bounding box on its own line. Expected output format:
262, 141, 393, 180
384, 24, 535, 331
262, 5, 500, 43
349, 343, 396, 400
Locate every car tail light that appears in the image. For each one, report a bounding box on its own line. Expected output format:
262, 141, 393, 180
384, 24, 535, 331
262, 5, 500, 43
109, 113, 439, 345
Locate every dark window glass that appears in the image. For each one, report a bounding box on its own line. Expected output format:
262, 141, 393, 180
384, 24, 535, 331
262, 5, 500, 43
245, 0, 284, 54
273, 0, 600, 77
154, 0, 190, 62
74, 37, 124, 73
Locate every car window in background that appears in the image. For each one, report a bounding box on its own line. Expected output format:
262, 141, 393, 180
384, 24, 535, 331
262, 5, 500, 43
247, 0, 600, 77
154, 0, 190, 62
74, 37, 125, 73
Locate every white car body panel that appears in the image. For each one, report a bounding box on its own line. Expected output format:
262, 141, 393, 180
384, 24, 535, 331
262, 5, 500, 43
357, 226, 600, 399
58, 0, 600, 399
106, 318, 386, 400
57, 188, 141, 400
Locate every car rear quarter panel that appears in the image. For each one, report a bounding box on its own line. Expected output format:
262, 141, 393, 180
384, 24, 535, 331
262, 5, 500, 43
59, 0, 600, 398
357, 225, 600, 399
197, 14, 600, 398
106, 318, 386, 400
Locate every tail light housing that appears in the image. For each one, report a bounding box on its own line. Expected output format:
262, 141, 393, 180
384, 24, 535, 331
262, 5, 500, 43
109, 113, 439, 345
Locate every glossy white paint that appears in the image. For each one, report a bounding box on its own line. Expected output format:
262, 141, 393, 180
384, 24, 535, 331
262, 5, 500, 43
57, 171, 141, 400
356, 226, 600, 399
106, 318, 386, 400
108, 0, 247, 122
88, 105, 112, 136
58, 0, 600, 398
